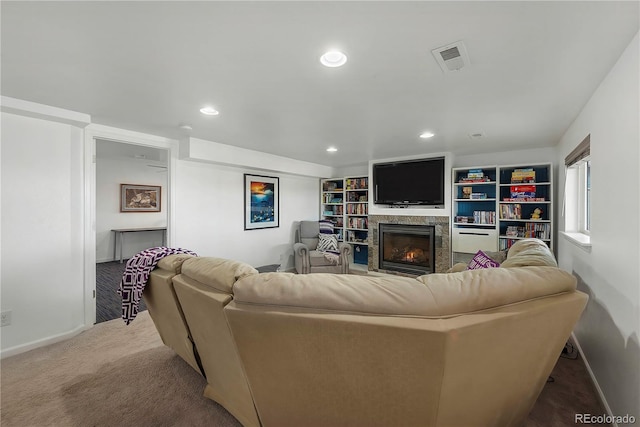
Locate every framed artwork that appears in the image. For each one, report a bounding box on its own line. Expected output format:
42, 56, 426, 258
120, 184, 161, 212
244, 174, 279, 230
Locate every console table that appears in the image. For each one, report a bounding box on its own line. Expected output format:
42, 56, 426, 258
112, 227, 167, 263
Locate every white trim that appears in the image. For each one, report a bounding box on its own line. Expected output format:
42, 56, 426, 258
561, 231, 592, 251
570, 332, 616, 426
83, 124, 179, 328
1, 324, 89, 359
1, 96, 91, 127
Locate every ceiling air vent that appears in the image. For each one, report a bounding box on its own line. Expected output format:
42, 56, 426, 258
432, 40, 470, 73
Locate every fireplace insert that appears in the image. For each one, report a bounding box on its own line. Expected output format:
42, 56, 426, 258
378, 223, 435, 275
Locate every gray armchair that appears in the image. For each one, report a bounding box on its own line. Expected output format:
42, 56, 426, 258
293, 221, 351, 274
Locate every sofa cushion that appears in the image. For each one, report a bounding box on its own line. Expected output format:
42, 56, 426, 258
233, 266, 576, 317
501, 238, 557, 268
181, 257, 258, 293
308, 250, 340, 267
317, 234, 339, 251
156, 254, 196, 273
318, 220, 334, 234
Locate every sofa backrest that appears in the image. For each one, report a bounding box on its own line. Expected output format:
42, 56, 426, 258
143, 254, 200, 373
225, 268, 587, 427
297, 220, 320, 250
232, 266, 576, 317
501, 237, 558, 268
172, 257, 261, 427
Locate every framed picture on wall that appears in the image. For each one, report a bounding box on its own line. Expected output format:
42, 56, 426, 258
244, 174, 279, 230
120, 184, 161, 212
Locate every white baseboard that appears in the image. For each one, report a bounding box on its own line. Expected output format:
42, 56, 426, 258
570, 332, 616, 425
1, 323, 90, 359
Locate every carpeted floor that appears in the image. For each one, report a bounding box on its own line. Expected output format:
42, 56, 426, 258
1, 312, 609, 427
96, 261, 147, 324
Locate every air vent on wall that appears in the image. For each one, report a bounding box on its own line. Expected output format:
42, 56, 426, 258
432, 40, 470, 73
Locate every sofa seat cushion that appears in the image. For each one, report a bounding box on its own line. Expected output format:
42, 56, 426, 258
309, 250, 341, 266
232, 267, 577, 317
181, 257, 258, 293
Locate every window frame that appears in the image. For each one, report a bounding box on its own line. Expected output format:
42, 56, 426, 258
562, 135, 591, 249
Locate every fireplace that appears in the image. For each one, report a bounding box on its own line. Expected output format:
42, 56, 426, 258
378, 223, 435, 275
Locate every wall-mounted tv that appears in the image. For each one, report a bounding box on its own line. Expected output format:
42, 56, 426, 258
372, 157, 445, 207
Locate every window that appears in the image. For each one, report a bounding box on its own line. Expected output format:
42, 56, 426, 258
563, 135, 591, 248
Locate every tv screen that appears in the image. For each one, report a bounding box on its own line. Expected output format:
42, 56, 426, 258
373, 157, 445, 206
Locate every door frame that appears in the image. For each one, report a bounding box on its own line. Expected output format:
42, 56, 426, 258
83, 124, 178, 326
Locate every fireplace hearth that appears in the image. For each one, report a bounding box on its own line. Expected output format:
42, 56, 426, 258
379, 223, 435, 275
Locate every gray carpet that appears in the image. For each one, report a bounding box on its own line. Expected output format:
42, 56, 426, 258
96, 261, 147, 324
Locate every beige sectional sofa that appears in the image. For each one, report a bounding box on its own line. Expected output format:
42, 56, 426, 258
143, 239, 587, 427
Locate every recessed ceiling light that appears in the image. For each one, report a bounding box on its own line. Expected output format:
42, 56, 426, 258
419, 132, 435, 139
320, 51, 347, 68
200, 106, 219, 116
326, 147, 338, 152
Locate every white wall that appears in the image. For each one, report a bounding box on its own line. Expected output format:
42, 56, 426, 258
556, 32, 639, 419
453, 147, 557, 169
174, 160, 320, 269
1, 112, 86, 354
96, 155, 168, 262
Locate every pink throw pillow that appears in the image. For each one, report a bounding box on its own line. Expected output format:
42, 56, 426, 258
467, 250, 501, 270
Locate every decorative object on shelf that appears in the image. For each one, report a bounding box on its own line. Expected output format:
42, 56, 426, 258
244, 174, 279, 230
530, 207, 543, 220
120, 184, 161, 212
462, 187, 472, 198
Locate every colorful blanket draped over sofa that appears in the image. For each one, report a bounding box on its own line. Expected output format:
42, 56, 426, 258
118, 246, 198, 324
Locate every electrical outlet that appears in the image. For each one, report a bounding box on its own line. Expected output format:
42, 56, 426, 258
1, 310, 12, 327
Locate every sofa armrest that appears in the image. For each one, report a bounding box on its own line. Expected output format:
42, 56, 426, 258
293, 242, 310, 274
338, 242, 352, 274
293, 242, 309, 256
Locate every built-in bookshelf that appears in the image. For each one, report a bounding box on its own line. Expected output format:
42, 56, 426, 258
320, 178, 344, 241
498, 164, 553, 251
451, 163, 553, 263
451, 167, 499, 263
320, 176, 369, 264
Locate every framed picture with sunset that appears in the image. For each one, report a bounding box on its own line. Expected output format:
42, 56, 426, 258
244, 174, 279, 230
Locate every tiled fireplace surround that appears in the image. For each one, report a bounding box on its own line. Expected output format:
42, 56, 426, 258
367, 215, 450, 275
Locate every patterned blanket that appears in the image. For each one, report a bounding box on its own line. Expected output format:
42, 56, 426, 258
117, 246, 198, 325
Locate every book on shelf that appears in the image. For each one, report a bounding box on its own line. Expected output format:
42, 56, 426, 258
467, 169, 484, 179
472, 210, 496, 224
330, 197, 343, 203
345, 178, 368, 190
502, 197, 546, 202
470, 192, 488, 199
459, 177, 490, 183
455, 216, 474, 223
500, 203, 522, 219
510, 185, 536, 198
511, 168, 536, 183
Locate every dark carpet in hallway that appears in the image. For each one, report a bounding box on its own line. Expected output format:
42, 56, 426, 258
96, 261, 146, 324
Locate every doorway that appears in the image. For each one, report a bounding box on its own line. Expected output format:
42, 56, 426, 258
94, 139, 169, 323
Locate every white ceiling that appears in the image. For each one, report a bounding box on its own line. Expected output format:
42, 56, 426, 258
2, 1, 638, 168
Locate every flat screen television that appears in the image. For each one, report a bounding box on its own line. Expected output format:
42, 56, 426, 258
372, 157, 445, 207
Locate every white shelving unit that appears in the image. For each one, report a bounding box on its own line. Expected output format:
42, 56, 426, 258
451, 166, 499, 264
452, 163, 554, 263
320, 176, 369, 265
497, 163, 553, 251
